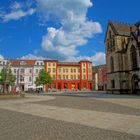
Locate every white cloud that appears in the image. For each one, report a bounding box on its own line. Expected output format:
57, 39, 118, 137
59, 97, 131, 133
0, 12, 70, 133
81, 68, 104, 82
20, 51, 105, 66
0, 54, 4, 60
10, 1, 21, 10
2, 8, 35, 22
36, 0, 102, 59
65, 52, 106, 66
0, 1, 36, 22
20, 54, 45, 60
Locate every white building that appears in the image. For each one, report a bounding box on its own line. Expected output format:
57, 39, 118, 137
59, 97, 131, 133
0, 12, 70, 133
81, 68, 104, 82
0, 59, 8, 72
9, 60, 44, 91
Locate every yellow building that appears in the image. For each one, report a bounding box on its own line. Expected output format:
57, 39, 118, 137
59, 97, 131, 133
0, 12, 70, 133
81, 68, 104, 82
44, 60, 93, 90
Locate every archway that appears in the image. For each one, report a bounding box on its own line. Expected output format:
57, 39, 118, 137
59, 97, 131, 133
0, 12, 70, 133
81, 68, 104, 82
131, 74, 139, 93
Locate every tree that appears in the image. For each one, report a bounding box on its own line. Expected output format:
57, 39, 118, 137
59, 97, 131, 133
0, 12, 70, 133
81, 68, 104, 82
35, 69, 53, 91
0, 65, 16, 93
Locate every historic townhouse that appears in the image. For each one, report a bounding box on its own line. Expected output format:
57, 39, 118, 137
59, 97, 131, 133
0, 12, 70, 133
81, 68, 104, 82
92, 64, 107, 91
105, 20, 140, 94
9, 60, 44, 91
0, 59, 92, 91
44, 60, 93, 90
0, 59, 8, 72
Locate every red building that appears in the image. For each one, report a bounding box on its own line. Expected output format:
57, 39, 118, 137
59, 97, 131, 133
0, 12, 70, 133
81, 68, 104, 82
92, 64, 107, 90
44, 60, 93, 90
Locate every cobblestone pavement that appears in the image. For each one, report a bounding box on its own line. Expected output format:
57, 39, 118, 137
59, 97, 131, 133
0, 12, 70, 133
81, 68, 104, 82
0, 93, 140, 140
34, 95, 140, 116
0, 108, 140, 140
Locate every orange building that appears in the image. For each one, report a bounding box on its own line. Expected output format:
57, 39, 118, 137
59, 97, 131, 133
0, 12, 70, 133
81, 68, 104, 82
44, 60, 93, 90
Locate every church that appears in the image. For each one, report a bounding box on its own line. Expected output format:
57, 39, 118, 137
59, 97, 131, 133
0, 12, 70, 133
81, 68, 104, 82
105, 20, 140, 94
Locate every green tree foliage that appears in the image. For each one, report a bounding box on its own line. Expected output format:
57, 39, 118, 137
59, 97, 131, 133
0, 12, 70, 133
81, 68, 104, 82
35, 69, 53, 91
0, 66, 16, 93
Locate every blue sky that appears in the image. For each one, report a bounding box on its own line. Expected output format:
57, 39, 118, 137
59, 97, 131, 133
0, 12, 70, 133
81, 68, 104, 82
0, 0, 139, 65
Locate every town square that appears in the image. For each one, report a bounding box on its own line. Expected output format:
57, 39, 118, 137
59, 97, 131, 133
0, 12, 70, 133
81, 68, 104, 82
0, 0, 140, 140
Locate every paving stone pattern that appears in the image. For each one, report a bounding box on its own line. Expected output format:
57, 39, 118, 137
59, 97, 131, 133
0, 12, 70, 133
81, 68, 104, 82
34, 96, 140, 116
0, 108, 140, 140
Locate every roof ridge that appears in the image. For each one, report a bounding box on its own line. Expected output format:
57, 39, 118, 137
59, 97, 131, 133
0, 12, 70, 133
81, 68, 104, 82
109, 20, 134, 26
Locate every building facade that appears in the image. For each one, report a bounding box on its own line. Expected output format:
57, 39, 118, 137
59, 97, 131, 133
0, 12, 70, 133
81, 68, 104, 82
44, 60, 93, 90
0, 59, 93, 91
105, 21, 140, 94
9, 60, 44, 91
92, 65, 107, 90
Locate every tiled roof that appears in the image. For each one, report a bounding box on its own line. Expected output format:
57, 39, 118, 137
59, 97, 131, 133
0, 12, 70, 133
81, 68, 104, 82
109, 21, 136, 36
9, 60, 36, 66
58, 62, 80, 66
44, 60, 58, 62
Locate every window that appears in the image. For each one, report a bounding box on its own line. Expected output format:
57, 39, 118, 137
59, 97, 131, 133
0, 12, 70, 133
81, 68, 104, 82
78, 75, 80, 79
88, 68, 91, 73
66, 69, 68, 73
131, 45, 137, 69
63, 75, 65, 79
83, 63, 85, 67
83, 75, 86, 79
112, 35, 115, 46
58, 68, 61, 73
63, 68, 65, 73
53, 68, 56, 73
78, 68, 80, 73
109, 31, 114, 47
53, 63, 55, 66
58, 75, 61, 79
83, 68, 86, 73
36, 69, 39, 74
71, 75, 73, 79
107, 39, 110, 48
14, 69, 16, 73
66, 75, 68, 79
37, 62, 39, 65
29, 69, 32, 73
111, 80, 115, 88
74, 75, 76, 79
20, 76, 24, 82
48, 68, 51, 73
88, 64, 91, 67
71, 69, 73, 73
110, 56, 114, 72
20, 68, 25, 73
48, 63, 51, 66
53, 75, 55, 80
29, 77, 32, 82
74, 69, 76, 73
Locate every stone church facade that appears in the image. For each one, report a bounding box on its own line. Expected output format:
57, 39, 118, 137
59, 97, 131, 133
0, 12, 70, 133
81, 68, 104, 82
105, 21, 140, 94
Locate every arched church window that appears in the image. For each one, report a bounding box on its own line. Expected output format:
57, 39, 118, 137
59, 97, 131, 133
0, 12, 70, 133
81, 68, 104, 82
110, 56, 114, 72
131, 45, 137, 69
109, 31, 112, 47
107, 39, 110, 48
112, 35, 115, 46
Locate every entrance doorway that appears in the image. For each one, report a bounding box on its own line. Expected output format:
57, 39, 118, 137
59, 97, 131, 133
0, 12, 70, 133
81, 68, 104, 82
131, 74, 139, 93
58, 83, 61, 89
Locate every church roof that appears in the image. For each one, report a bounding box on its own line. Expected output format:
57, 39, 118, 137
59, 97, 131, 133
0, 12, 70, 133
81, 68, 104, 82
109, 21, 136, 36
